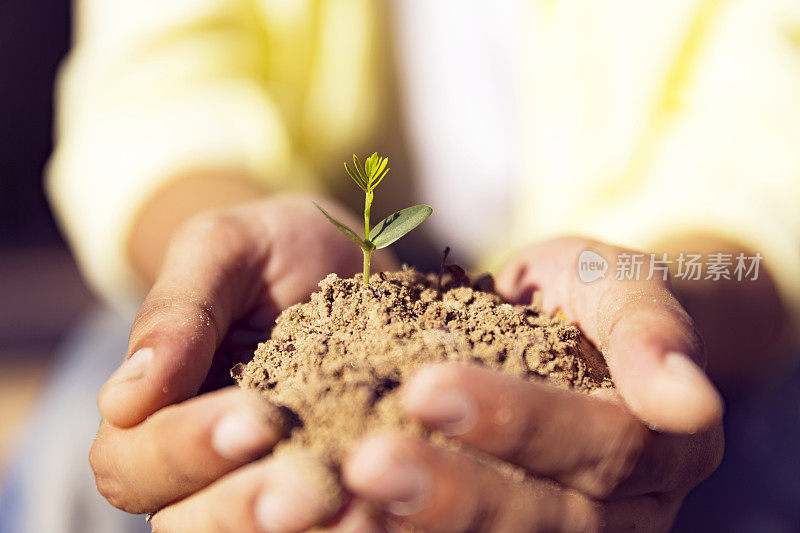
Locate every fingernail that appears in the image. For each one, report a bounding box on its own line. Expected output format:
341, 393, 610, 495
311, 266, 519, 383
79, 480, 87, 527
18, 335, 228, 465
663, 351, 708, 386
107, 347, 152, 385
417, 390, 477, 436
212, 410, 276, 462
379, 456, 431, 516
661, 351, 724, 427
349, 442, 431, 516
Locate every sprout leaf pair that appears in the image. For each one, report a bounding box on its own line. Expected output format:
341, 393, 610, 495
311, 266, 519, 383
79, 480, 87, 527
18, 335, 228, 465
314, 153, 432, 283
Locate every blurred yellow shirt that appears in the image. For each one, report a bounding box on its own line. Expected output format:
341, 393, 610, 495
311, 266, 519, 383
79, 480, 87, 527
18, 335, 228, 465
48, 0, 388, 305
48, 0, 800, 329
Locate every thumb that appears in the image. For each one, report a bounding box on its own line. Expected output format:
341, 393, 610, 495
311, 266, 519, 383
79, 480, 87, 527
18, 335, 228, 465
99, 213, 268, 428
599, 286, 724, 433
497, 238, 723, 434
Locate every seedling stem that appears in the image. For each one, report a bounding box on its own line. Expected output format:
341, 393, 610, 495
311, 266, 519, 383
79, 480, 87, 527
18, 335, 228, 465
314, 153, 432, 284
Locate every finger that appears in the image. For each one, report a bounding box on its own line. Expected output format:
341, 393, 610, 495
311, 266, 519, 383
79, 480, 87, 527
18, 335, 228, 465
90, 387, 284, 513
403, 364, 724, 499
344, 433, 602, 533
496, 237, 723, 433
151, 450, 345, 533
99, 211, 269, 427
403, 364, 647, 499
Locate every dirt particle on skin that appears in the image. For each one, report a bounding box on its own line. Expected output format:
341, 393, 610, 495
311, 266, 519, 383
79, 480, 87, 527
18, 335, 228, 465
236, 266, 612, 470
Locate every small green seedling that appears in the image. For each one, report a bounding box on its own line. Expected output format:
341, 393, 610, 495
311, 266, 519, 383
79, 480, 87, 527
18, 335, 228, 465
314, 153, 432, 284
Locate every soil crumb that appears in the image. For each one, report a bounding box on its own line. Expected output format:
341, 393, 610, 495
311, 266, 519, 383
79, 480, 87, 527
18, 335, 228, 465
235, 267, 612, 465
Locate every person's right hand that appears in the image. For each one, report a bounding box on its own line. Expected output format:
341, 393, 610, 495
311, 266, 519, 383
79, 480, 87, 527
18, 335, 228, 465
89, 192, 395, 532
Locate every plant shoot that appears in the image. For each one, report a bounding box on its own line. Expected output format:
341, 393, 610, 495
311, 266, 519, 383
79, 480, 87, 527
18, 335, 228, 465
314, 153, 432, 283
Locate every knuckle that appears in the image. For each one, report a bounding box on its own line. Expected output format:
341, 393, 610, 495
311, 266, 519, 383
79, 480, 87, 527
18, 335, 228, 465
131, 296, 177, 331
88, 438, 115, 499
132, 293, 224, 348
89, 436, 141, 513
88, 432, 106, 478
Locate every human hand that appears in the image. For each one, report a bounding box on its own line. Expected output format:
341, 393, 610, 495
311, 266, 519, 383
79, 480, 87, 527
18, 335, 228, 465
341, 237, 724, 531
89, 192, 396, 531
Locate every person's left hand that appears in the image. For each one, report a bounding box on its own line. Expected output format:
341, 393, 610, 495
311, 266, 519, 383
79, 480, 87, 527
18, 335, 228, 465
341, 237, 725, 532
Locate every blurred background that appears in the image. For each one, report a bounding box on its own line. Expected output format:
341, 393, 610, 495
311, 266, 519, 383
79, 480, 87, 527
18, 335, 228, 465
0, 1, 798, 532
0, 0, 95, 471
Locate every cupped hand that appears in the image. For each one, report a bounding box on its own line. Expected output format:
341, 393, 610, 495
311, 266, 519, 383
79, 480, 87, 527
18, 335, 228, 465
89, 193, 396, 532
342, 237, 725, 532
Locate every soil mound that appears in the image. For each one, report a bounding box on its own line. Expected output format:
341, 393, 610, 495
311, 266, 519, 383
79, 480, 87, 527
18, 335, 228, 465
235, 267, 611, 464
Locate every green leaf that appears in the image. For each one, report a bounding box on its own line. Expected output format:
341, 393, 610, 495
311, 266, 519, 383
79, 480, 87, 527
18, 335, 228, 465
313, 202, 369, 250
344, 162, 367, 192
367, 155, 388, 185
370, 205, 433, 249
352, 154, 370, 188
364, 152, 378, 174
372, 166, 389, 188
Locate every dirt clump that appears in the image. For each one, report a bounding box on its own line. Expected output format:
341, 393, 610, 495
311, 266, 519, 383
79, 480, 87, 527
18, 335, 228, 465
235, 266, 612, 466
